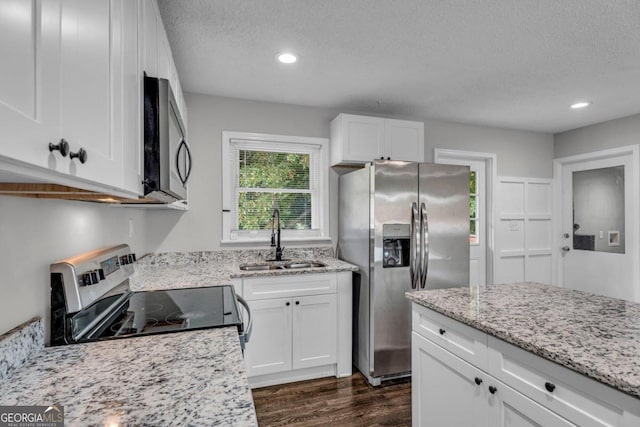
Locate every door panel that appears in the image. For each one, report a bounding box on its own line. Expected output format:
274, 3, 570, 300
412, 332, 487, 427
292, 294, 337, 370
371, 160, 417, 377
561, 155, 637, 301
487, 380, 576, 427
419, 163, 471, 289
244, 298, 292, 377
0, 0, 62, 169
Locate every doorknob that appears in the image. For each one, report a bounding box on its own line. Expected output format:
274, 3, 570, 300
562, 246, 571, 252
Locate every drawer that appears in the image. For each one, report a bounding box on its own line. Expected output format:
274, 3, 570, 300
412, 303, 488, 370
487, 336, 640, 427
243, 273, 337, 301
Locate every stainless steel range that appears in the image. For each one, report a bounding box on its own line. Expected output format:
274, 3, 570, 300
50, 244, 251, 348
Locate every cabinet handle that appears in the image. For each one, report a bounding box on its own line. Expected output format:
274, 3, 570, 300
70, 148, 88, 164
488, 385, 497, 394
474, 377, 483, 386
544, 382, 556, 393
438, 328, 446, 335
286, 302, 290, 306
295, 301, 300, 305
48, 139, 70, 157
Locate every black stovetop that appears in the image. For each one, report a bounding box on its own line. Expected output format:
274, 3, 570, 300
75, 285, 242, 342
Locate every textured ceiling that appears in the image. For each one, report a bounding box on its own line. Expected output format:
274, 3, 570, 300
157, 0, 640, 133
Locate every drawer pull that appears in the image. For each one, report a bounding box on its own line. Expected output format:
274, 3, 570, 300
474, 377, 483, 386
438, 328, 446, 335
488, 385, 497, 394
545, 382, 556, 393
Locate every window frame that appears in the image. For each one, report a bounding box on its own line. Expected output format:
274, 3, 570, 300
221, 131, 330, 244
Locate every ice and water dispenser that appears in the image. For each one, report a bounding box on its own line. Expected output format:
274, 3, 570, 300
382, 224, 411, 268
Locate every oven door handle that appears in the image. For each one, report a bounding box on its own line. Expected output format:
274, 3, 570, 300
236, 295, 252, 349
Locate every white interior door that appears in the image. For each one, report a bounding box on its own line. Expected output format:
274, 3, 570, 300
559, 149, 639, 302
435, 151, 488, 286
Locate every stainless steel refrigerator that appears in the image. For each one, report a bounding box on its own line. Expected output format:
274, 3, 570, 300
338, 160, 470, 386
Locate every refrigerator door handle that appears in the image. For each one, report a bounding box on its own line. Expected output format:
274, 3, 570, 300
420, 202, 429, 289
410, 202, 420, 289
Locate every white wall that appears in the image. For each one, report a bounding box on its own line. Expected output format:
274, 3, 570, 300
555, 113, 640, 158
424, 118, 554, 178
146, 93, 555, 253
0, 196, 147, 336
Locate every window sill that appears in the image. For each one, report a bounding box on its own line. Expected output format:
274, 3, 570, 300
221, 236, 333, 247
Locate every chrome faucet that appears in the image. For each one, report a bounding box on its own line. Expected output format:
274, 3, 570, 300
270, 208, 284, 261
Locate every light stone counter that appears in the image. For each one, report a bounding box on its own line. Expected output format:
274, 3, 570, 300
130, 247, 357, 292
406, 282, 640, 399
0, 320, 258, 426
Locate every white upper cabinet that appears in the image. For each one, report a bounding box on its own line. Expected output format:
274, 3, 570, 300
0, 0, 65, 172
59, 0, 121, 188
118, 0, 143, 194
330, 113, 424, 166
0, 0, 184, 198
385, 118, 425, 162
142, 0, 187, 128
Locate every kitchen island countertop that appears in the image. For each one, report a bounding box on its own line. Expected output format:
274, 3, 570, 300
407, 282, 640, 399
0, 326, 258, 426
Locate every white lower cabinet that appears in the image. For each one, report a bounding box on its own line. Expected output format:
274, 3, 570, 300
412, 332, 487, 427
412, 303, 640, 427
292, 294, 337, 370
245, 297, 293, 376
241, 272, 351, 388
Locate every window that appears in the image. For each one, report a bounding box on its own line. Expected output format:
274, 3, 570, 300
470, 170, 478, 244
222, 132, 330, 243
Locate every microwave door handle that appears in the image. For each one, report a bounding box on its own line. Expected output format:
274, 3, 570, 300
410, 202, 419, 289
176, 139, 192, 186
183, 140, 193, 184
420, 202, 429, 289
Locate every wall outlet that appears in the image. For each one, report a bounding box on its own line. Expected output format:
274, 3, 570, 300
128, 219, 134, 238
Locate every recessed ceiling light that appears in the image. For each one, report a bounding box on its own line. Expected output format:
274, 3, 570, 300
570, 101, 591, 109
277, 52, 298, 64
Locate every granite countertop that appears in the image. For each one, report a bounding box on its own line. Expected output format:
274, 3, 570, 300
130, 248, 357, 292
406, 282, 640, 399
1, 325, 258, 426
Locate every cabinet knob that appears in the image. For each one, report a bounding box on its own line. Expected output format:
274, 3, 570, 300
474, 377, 483, 386
439, 328, 446, 335
544, 382, 556, 393
48, 139, 70, 157
286, 302, 290, 306
295, 301, 300, 305
488, 385, 497, 394
70, 148, 88, 164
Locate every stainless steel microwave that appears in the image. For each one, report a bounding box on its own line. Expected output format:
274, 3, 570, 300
143, 76, 192, 202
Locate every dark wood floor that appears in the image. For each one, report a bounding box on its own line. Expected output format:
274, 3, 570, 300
252, 373, 411, 426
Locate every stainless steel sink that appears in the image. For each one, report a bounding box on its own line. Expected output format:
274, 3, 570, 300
238, 263, 284, 271
284, 261, 327, 269
238, 260, 327, 271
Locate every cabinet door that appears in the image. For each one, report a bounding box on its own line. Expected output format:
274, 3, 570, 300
487, 380, 576, 427
141, 0, 158, 76
117, 0, 143, 194
0, 0, 64, 170
412, 332, 487, 427
292, 294, 337, 370
339, 114, 385, 163
59, 0, 122, 187
384, 119, 424, 162
244, 298, 292, 377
